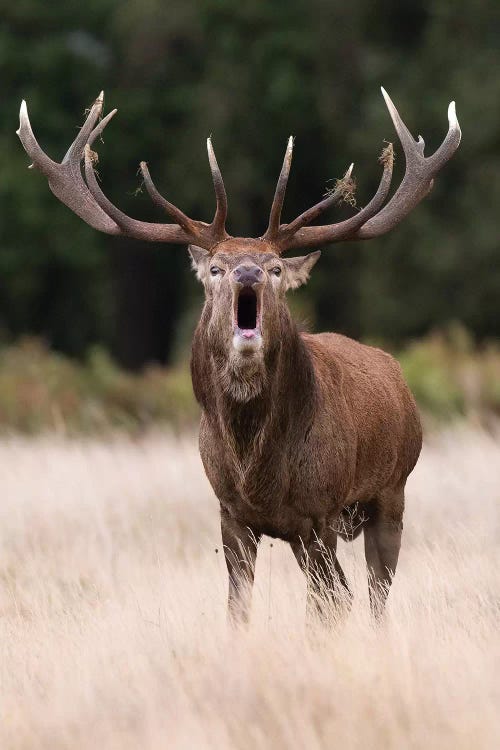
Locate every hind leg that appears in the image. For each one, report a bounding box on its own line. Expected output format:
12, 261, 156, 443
291, 527, 352, 621
363, 488, 404, 618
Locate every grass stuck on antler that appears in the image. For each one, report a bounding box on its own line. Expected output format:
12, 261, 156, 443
326, 170, 357, 208
379, 140, 395, 167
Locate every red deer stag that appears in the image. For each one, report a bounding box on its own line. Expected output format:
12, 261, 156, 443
17, 89, 460, 622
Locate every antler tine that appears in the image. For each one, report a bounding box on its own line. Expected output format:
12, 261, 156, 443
264, 136, 294, 240
139, 161, 200, 236
83, 144, 143, 234
62, 91, 109, 164
17, 100, 57, 173
83, 145, 202, 244
379, 87, 418, 158
277, 162, 355, 245
275, 88, 461, 252
138, 139, 231, 247
87, 108, 119, 149
428, 100, 461, 173
206, 137, 228, 240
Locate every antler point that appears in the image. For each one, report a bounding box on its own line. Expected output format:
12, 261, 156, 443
18, 99, 28, 125
448, 101, 458, 127
380, 86, 390, 102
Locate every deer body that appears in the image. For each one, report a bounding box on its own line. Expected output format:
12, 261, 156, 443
193, 324, 421, 542
190, 251, 422, 619
18, 88, 460, 622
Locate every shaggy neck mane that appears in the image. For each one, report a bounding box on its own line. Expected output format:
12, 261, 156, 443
191, 302, 316, 498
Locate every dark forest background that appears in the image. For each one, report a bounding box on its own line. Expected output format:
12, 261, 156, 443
1, 0, 499, 370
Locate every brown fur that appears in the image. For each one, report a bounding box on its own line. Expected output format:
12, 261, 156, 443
190, 242, 422, 623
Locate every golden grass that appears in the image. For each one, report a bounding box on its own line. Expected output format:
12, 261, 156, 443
0, 427, 499, 749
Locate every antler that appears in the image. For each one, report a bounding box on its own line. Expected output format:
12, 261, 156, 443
268, 87, 461, 253
17, 92, 229, 249
17, 88, 460, 256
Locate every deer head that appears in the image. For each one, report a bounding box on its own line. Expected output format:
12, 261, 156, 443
17, 88, 461, 369
188, 243, 321, 388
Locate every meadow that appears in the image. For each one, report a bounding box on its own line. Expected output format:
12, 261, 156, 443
0, 425, 498, 749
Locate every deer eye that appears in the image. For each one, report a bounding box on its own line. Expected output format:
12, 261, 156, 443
210, 266, 223, 276
272, 266, 282, 277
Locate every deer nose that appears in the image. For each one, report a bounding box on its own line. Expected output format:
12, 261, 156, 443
232, 264, 264, 287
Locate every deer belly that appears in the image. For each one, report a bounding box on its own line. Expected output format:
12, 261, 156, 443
224, 496, 316, 543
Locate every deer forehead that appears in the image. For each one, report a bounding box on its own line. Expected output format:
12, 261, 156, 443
211, 238, 278, 257
213, 247, 280, 269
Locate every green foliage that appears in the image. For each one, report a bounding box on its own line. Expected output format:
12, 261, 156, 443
397, 326, 500, 422
0, 339, 198, 433
398, 337, 466, 418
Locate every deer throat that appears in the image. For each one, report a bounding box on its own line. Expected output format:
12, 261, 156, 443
219, 351, 267, 403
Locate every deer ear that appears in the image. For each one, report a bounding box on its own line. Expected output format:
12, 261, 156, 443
283, 251, 321, 290
188, 245, 210, 282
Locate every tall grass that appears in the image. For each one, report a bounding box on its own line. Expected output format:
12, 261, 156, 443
0, 426, 498, 749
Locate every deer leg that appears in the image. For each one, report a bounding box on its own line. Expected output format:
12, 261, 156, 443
220, 509, 260, 626
291, 528, 352, 621
363, 489, 404, 619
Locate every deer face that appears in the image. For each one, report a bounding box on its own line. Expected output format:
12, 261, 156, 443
189, 243, 321, 362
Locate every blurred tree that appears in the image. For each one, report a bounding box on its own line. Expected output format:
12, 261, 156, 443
0, 0, 499, 367
353, 0, 500, 342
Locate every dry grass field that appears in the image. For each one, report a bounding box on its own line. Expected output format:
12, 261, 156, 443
0, 426, 499, 749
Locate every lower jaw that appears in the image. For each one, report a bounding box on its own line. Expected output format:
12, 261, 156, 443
232, 328, 263, 354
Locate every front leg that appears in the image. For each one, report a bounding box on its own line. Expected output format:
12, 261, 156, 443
220, 508, 261, 626
291, 526, 352, 622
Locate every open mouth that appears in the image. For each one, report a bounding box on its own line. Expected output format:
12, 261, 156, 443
233, 288, 262, 348
237, 288, 258, 330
